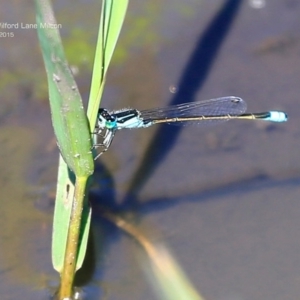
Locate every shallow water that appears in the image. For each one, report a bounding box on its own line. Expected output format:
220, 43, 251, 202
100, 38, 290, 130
0, 0, 300, 299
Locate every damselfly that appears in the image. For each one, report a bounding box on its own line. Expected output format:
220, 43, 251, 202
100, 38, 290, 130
93, 96, 288, 158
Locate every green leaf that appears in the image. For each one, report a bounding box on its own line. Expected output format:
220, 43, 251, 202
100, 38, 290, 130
87, 0, 129, 130
35, 0, 94, 177
51, 156, 91, 273
35, 0, 93, 275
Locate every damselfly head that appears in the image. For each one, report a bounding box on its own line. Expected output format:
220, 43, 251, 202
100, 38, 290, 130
98, 108, 117, 129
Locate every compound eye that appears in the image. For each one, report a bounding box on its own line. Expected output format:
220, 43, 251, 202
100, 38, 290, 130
98, 108, 106, 115
102, 110, 109, 118
98, 109, 110, 120
98, 109, 117, 129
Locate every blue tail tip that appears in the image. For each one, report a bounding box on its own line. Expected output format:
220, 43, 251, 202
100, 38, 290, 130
268, 111, 288, 122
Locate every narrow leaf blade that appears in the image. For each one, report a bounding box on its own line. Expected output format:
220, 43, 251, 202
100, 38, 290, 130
35, 0, 94, 177
35, 0, 93, 273
87, 0, 129, 130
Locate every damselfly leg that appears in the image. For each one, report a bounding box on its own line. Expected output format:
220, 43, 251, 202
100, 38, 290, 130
92, 127, 116, 160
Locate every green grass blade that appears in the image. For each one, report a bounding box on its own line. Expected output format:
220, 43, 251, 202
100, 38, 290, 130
52, 156, 91, 273
35, 0, 94, 177
35, 0, 94, 275
87, 0, 129, 130
52, 156, 74, 272
59, 175, 89, 298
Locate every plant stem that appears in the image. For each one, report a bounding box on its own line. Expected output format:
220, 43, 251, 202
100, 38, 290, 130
59, 176, 88, 299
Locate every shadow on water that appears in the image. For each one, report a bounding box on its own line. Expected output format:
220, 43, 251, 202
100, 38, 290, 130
93, 171, 300, 226
123, 0, 243, 204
